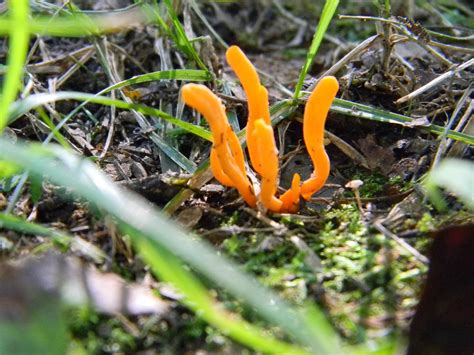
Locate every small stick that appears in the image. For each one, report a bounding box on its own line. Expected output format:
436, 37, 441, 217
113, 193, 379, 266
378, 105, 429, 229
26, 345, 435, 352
374, 220, 429, 265
307, 34, 380, 92
339, 14, 453, 66
396, 58, 474, 104
431, 85, 473, 167
243, 207, 287, 234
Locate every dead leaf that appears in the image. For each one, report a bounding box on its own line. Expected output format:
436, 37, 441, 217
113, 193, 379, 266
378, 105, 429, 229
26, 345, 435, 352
357, 134, 396, 172
0, 253, 170, 317
404, 116, 431, 128
175, 206, 203, 230
382, 192, 427, 231
389, 157, 419, 179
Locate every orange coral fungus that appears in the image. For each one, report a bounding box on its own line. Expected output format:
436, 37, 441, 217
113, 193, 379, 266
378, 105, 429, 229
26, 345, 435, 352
209, 123, 247, 187
279, 173, 301, 213
209, 148, 233, 187
226, 46, 271, 173
300, 76, 339, 201
252, 118, 282, 212
181, 46, 339, 213
181, 84, 256, 207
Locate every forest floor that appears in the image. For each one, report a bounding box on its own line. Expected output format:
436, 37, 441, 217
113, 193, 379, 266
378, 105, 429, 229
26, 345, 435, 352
1, 0, 473, 353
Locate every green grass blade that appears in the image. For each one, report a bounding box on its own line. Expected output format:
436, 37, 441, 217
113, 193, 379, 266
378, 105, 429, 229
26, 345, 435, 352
149, 131, 197, 173
0, 212, 60, 236
23, 69, 209, 164
35, 107, 71, 149
293, 0, 339, 99
0, 212, 106, 263
331, 98, 474, 145
0, 0, 30, 132
0, 138, 340, 353
425, 158, 474, 210
0, 5, 154, 37
149, 1, 177, 44
8, 91, 212, 142
7, 68, 210, 173
93, 42, 198, 172
8, 91, 209, 172
104, 69, 211, 92
0, 160, 21, 179
162, 0, 209, 72
135, 232, 307, 354
188, 0, 228, 49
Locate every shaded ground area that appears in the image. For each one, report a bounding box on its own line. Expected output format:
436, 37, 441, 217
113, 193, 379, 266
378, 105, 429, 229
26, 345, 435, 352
1, 0, 473, 353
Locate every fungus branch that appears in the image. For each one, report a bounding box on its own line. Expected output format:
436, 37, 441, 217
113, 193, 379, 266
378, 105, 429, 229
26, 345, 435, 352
279, 173, 301, 213
252, 118, 283, 212
181, 83, 256, 207
226, 46, 271, 173
300, 76, 339, 201
182, 46, 339, 213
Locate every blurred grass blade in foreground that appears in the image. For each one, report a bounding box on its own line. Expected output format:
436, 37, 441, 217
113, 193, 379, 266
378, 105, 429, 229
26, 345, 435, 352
0, 0, 29, 132
293, 0, 339, 99
425, 158, 474, 210
0, 137, 340, 353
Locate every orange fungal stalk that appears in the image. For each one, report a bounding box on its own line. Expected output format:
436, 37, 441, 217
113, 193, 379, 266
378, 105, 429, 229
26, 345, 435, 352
252, 118, 282, 212
279, 173, 301, 213
181, 84, 256, 207
300, 76, 339, 201
209, 148, 233, 187
181, 46, 339, 213
226, 46, 271, 173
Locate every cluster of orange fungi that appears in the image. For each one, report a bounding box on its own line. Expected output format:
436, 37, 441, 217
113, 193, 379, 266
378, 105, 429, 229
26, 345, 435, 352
181, 46, 339, 213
